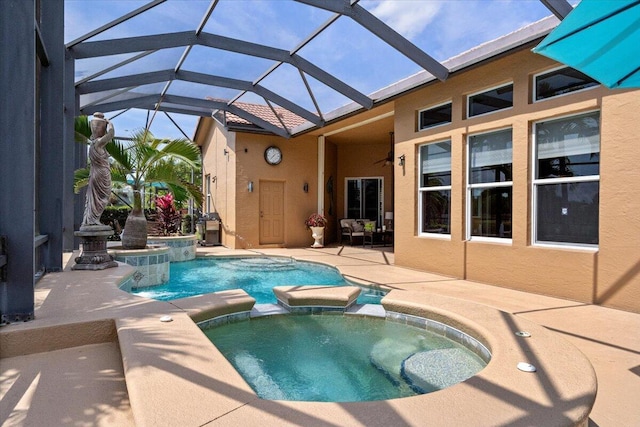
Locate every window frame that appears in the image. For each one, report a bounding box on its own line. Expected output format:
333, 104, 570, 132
418, 140, 452, 238
466, 82, 514, 119
466, 127, 513, 243
417, 100, 452, 131
531, 110, 600, 249
532, 65, 600, 103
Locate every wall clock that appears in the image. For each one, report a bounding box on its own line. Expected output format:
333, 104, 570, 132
264, 145, 282, 165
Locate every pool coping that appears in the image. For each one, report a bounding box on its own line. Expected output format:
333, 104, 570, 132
0, 255, 597, 427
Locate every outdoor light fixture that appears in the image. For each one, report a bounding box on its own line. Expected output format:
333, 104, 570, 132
398, 154, 405, 166
303, 182, 309, 193
248, 181, 253, 192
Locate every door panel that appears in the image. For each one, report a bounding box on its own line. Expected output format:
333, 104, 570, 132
260, 181, 284, 244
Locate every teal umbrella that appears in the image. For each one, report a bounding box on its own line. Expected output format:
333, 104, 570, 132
533, 0, 640, 89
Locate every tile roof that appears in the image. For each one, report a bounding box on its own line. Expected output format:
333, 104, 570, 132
208, 98, 308, 130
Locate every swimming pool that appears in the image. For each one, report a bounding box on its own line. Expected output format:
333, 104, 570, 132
132, 257, 385, 304
203, 314, 487, 402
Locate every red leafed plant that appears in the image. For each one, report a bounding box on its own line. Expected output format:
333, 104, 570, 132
155, 193, 182, 236
305, 213, 327, 229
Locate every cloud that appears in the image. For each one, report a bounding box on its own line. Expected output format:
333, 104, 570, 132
368, 0, 442, 40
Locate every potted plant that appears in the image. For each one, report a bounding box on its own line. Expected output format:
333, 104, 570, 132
305, 213, 327, 248
74, 117, 203, 249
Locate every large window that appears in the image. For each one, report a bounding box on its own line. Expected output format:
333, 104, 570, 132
467, 129, 513, 239
419, 141, 451, 235
533, 112, 600, 246
345, 177, 383, 225
534, 66, 599, 101
467, 83, 513, 118
418, 101, 452, 130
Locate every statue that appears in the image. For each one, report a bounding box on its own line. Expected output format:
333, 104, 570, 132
73, 112, 118, 271
81, 112, 114, 226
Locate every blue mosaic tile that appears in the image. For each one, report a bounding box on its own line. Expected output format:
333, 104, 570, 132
387, 311, 491, 361
149, 255, 157, 265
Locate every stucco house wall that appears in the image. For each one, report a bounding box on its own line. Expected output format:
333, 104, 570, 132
393, 48, 640, 313
195, 46, 640, 313
199, 120, 320, 249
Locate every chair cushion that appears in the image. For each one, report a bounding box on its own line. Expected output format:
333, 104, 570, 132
351, 221, 364, 232
340, 219, 355, 228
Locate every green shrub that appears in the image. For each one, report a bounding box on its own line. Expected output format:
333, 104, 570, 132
100, 206, 156, 240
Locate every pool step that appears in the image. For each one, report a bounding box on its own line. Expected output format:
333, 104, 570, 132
368, 336, 429, 386
219, 257, 298, 271
400, 349, 486, 393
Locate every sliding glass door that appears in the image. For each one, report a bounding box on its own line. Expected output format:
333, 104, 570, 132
345, 177, 383, 225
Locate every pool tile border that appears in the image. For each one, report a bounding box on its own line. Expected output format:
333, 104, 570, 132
195, 305, 491, 365
196, 311, 252, 329
386, 310, 491, 363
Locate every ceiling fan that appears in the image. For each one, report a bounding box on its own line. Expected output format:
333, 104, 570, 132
373, 132, 395, 167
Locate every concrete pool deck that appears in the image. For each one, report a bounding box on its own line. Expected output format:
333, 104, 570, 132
0, 245, 638, 426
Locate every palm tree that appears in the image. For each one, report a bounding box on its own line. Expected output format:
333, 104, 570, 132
75, 117, 202, 249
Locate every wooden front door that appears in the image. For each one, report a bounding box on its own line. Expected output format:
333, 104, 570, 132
259, 180, 284, 245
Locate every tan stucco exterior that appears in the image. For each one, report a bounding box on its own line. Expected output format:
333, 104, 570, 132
200, 121, 321, 249
394, 48, 640, 313
196, 48, 640, 313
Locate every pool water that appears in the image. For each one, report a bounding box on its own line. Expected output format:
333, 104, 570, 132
203, 315, 487, 402
132, 257, 384, 304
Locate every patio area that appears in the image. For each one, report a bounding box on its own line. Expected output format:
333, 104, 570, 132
1, 245, 638, 426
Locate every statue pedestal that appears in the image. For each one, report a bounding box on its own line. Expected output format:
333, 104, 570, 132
72, 225, 118, 271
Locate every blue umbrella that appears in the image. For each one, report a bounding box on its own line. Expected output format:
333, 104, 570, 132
533, 0, 640, 89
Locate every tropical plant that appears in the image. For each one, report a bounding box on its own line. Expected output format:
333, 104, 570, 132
155, 193, 182, 236
74, 116, 203, 249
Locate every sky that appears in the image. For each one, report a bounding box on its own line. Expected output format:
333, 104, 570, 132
64, 0, 567, 140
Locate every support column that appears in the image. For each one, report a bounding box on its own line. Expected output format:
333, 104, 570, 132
40, 0, 66, 271
0, 0, 37, 322
64, 51, 79, 251
317, 135, 325, 215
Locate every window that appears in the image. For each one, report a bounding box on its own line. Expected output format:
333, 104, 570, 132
467, 83, 513, 118
345, 177, 383, 225
534, 66, 599, 101
418, 102, 452, 130
467, 129, 512, 239
419, 141, 451, 235
533, 112, 600, 246
205, 173, 211, 214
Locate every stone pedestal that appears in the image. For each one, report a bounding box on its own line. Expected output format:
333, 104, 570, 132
72, 225, 118, 270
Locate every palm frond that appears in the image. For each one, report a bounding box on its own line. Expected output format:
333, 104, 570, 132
75, 116, 91, 143
166, 183, 188, 202
73, 167, 90, 193
145, 162, 203, 206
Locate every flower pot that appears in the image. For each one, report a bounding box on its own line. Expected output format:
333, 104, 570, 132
122, 209, 148, 249
310, 226, 325, 248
